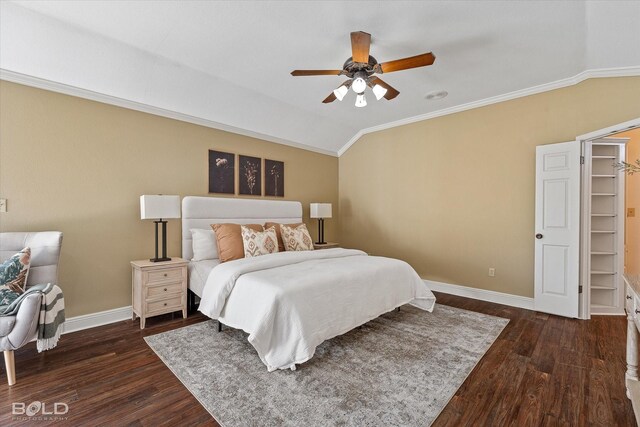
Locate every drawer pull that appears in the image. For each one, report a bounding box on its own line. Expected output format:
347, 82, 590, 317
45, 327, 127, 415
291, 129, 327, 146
628, 295, 633, 300
164, 303, 167, 306
164, 273, 168, 277
635, 309, 640, 315
164, 288, 167, 292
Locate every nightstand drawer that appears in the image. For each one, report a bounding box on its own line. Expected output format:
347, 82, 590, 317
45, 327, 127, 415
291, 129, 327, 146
146, 282, 183, 299
147, 267, 183, 284
146, 295, 183, 314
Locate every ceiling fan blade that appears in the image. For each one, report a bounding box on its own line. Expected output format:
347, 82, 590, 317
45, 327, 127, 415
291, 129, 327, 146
291, 70, 343, 76
369, 76, 400, 100
350, 31, 371, 63
379, 52, 436, 73
322, 92, 337, 103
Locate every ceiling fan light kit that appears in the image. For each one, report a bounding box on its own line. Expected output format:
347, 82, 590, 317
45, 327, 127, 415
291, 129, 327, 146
372, 84, 387, 100
291, 31, 436, 107
333, 85, 349, 101
355, 93, 367, 108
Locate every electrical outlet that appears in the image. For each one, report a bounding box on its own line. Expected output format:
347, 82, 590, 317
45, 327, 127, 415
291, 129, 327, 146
628, 208, 636, 218
0, 199, 6, 213
488, 268, 495, 277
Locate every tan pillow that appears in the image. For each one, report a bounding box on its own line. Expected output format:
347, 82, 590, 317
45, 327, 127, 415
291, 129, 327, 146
280, 223, 315, 252
241, 226, 279, 257
211, 223, 264, 263
264, 222, 303, 252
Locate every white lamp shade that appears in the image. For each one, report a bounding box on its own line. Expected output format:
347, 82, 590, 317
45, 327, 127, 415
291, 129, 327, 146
351, 77, 366, 94
333, 85, 348, 101
140, 195, 181, 220
372, 84, 388, 100
310, 203, 332, 219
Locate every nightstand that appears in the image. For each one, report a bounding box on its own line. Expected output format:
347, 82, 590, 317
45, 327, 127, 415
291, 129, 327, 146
313, 242, 339, 250
131, 258, 188, 329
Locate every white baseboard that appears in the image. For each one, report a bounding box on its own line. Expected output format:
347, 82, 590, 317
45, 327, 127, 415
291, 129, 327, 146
56, 282, 533, 335
425, 280, 534, 311
62, 306, 132, 335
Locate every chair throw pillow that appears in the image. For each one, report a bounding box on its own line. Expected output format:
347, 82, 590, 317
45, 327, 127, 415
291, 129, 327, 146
0, 247, 31, 306
241, 226, 279, 258
280, 224, 315, 252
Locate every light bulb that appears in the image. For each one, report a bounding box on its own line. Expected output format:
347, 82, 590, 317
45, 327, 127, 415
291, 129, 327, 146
351, 77, 367, 94
372, 84, 387, 101
333, 85, 348, 101
355, 93, 367, 108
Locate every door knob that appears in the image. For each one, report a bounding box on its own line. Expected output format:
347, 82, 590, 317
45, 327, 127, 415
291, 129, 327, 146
535, 233, 543, 239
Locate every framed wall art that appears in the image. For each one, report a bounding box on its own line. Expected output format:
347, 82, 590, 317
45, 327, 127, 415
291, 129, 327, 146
208, 150, 235, 194
239, 155, 262, 196
265, 159, 284, 197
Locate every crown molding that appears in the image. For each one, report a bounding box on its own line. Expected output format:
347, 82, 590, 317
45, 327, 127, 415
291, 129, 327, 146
337, 66, 640, 157
0, 69, 338, 158
3, 66, 638, 159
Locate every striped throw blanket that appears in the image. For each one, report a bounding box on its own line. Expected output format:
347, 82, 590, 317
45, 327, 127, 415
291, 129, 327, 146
0, 282, 65, 351
37, 283, 65, 352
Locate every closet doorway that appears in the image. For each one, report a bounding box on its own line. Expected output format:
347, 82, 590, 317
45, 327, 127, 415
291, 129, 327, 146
534, 118, 640, 319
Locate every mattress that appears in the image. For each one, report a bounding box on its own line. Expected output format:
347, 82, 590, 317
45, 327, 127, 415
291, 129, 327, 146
188, 259, 220, 297
198, 249, 436, 371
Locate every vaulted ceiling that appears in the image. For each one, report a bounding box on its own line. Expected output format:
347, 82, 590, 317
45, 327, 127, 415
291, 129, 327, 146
1, 1, 639, 156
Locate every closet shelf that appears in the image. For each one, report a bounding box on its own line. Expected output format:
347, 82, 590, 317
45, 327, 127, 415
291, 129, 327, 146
587, 141, 624, 316
592, 304, 616, 310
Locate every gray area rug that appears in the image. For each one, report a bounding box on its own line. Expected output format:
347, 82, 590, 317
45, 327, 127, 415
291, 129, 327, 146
145, 304, 508, 426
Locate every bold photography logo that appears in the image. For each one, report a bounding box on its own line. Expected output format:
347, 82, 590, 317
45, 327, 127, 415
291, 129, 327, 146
12, 401, 69, 420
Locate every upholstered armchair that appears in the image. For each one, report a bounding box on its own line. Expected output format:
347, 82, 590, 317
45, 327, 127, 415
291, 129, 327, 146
0, 231, 63, 385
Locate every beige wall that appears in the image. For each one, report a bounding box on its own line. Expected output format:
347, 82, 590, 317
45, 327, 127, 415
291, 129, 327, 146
339, 77, 640, 298
0, 81, 339, 317
617, 128, 640, 275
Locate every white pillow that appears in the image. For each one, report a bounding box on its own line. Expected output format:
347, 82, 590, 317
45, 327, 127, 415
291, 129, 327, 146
190, 228, 219, 261
241, 225, 279, 257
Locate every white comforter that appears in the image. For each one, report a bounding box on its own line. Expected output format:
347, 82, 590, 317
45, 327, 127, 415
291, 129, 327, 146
198, 248, 436, 371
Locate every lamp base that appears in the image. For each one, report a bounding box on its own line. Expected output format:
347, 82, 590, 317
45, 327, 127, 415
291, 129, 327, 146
315, 241, 327, 245
150, 257, 172, 263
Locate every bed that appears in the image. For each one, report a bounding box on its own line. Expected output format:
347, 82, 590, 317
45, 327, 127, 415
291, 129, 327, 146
182, 196, 436, 371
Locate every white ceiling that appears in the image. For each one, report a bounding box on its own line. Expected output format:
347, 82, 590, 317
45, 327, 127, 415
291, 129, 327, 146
1, 1, 639, 156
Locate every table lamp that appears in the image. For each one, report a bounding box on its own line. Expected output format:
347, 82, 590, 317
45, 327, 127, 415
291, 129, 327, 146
310, 203, 332, 244
140, 195, 181, 262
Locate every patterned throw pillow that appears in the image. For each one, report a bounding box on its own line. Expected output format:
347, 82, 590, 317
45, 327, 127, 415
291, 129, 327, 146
280, 224, 314, 252
0, 247, 31, 306
241, 226, 279, 258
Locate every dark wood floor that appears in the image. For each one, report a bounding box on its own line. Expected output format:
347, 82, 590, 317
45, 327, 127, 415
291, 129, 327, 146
0, 292, 635, 426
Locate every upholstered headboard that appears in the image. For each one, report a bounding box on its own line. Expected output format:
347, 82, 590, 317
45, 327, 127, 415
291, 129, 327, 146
181, 197, 302, 260
0, 231, 63, 287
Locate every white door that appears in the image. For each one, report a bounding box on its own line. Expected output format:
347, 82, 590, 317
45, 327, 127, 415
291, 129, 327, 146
534, 141, 580, 317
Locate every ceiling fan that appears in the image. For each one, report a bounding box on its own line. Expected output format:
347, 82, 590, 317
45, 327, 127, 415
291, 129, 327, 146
291, 31, 436, 107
